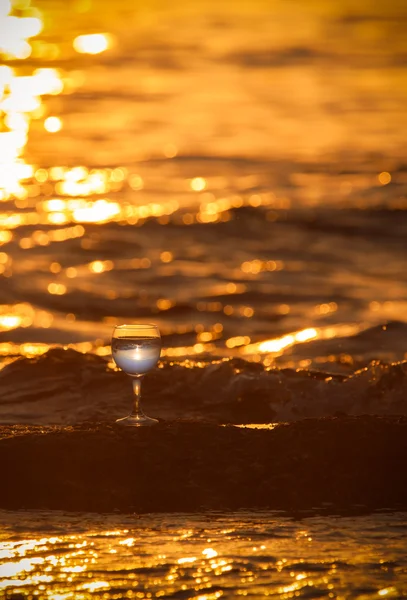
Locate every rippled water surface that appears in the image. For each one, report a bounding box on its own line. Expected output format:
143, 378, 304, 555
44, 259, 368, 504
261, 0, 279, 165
0, 0, 407, 373
1, 510, 407, 599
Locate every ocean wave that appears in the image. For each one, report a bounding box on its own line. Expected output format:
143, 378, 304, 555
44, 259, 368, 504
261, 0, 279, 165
1, 340, 406, 425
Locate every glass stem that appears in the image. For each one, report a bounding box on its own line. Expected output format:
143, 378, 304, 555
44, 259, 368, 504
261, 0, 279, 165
132, 376, 144, 417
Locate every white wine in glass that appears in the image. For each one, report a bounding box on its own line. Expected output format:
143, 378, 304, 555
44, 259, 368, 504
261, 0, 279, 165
112, 324, 161, 426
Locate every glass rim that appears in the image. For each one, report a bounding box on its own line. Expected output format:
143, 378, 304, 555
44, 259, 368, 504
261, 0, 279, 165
114, 323, 159, 329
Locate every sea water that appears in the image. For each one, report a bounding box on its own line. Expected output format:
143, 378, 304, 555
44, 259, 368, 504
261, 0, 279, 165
1, 510, 407, 599
0, 0, 406, 374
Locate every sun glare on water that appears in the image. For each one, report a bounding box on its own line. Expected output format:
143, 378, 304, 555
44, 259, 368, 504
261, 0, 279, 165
73, 33, 112, 54
0, 0, 388, 372
0, 0, 43, 59
44, 116, 62, 132
0, 2, 65, 201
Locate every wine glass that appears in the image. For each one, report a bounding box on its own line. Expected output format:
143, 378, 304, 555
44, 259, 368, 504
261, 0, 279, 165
112, 324, 161, 426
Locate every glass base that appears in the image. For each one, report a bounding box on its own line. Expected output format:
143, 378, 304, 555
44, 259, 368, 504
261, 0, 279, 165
116, 414, 158, 427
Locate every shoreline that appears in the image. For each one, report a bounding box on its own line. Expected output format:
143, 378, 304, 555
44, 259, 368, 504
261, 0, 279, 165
2, 416, 407, 514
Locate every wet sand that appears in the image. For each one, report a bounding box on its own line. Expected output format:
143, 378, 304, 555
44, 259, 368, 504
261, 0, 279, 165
2, 416, 407, 514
